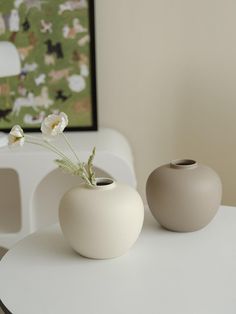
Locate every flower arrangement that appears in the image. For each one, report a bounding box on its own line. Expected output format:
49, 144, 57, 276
8, 112, 96, 186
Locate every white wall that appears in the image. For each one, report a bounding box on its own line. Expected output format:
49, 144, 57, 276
95, 0, 236, 205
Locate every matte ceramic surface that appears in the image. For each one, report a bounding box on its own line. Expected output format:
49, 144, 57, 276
146, 159, 222, 232
59, 178, 144, 259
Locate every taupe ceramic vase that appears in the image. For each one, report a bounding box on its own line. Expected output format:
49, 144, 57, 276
146, 159, 222, 232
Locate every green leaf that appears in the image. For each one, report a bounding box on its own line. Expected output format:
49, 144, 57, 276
54, 159, 78, 175
87, 147, 96, 185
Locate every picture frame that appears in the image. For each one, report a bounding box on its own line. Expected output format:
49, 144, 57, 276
0, 0, 98, 132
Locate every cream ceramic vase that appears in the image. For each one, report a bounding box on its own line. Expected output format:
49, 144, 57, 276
146, 159, 222, 232
59, 178, 144, 259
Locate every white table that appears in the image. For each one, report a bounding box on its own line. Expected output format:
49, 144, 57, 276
0, 206, 236, 314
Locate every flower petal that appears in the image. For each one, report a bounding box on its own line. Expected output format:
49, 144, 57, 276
41, 112, 68, 136
8, 125, 25, 147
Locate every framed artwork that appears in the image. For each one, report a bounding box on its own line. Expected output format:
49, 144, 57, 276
0, 0, 97, 131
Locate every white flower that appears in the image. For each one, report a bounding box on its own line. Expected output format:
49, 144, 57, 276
8, 125, 25, 146
41, 112, 68, 136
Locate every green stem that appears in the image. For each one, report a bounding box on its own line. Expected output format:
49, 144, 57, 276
26, 135, 67, 160
62, 133, 81, 163
43, 139, 72, 161
25, 139, 78, 172
25, 134, 43, 141
25, 139, 62, 158
81, 174, 93, 186
44, 141, 80, 172
62, 133, 90, 179
25, 136, 93, 186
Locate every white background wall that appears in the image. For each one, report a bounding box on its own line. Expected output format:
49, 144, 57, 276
95, 0, 236, 205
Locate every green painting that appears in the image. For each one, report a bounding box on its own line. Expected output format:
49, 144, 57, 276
0, 0, 97, 131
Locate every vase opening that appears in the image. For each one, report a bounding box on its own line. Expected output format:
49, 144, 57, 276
95, 178, 114, 186
170, 159, 198, 169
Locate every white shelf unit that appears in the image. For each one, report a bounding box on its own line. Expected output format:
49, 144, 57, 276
0, 128, 137, 248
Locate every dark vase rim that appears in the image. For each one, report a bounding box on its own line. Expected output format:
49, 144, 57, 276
95, 178, 114, 186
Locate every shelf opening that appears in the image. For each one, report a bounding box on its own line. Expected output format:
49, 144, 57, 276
0, 168, 21, 233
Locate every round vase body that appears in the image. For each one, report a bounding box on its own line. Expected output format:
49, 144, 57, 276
59, 178, 144, 259
146, 159, 222, 232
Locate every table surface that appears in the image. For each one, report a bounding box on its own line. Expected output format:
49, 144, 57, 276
0, 206, 236, 314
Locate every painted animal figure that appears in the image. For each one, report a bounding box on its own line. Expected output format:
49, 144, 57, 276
40, 20, 52, 33
18, 45, 33, 60
44, 54, 55, 65
78, 53, 88, 64
13, 87, 53, 115
49, 68, 70, 83
58, 0, 87, 15
44, 40, 63, 59
72, 51, 89, 72
12, 92, 34, 116
9, 9, 20, 32
55, 90, 70, 102
19, 72, 27, 81
78, 34, 90, 47
24, 111, 45, 125
0, 109, 12, 122
73, 18, 87, 33
63, 18, 87, 39
62, 25, 72, 39
34, 87, 53, 108
18, 84, 27, 96
79, 63, 89, 77
34, 73, 46, 86
21, 62, 38, 74
22, 17, 30, 31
